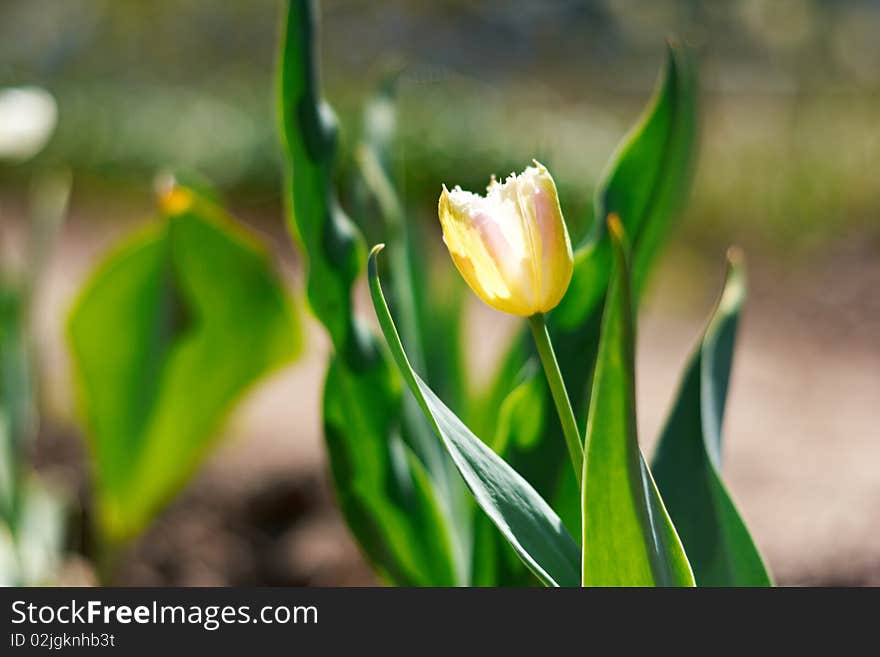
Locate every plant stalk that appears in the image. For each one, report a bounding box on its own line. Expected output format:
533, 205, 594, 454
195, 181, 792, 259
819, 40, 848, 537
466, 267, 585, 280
528, 313, 583, 487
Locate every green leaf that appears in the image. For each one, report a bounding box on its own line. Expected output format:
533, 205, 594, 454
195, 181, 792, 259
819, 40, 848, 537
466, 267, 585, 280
278, 0, 364, 353
68, 187, 299, 543
556, 42, 699, 330
581, 221, 694, 587
651, 254, 772, 586
481, 44, 699, 569
323, 332, 459, 586
278, 0, 461, 586
358, 80, 473, 577
369, 245, 580, 587
471, 369, 548, 587
0, 289, 34, 526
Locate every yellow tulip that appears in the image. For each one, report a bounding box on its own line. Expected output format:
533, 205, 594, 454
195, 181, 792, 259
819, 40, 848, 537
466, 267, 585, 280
438, 161, 573, 317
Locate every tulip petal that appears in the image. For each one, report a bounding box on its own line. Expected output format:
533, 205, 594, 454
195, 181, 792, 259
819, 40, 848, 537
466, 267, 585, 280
438, 163, 573, 317
531, 163, 573, 312
440, 186, 532, 315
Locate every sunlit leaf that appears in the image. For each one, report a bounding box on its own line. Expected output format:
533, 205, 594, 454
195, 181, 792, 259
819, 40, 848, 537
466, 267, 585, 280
471, 369, 547, 587
370, 245, 580, 587
484, 45, 700, 567
580, 221, 694, 587
557, 42, 699, 331
323, 335, 459, 586
68, 186, 299, 543
278, 0, 461, 585
278, 0, 363, 352
651, 254, 772, 586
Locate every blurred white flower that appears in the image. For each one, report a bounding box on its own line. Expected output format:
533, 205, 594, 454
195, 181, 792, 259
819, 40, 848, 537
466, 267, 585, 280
0, 87, 58, 162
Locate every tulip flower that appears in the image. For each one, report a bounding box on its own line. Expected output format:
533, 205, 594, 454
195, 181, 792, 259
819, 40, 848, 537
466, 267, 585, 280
438, 161, 583, 484
438, 162, 573, 317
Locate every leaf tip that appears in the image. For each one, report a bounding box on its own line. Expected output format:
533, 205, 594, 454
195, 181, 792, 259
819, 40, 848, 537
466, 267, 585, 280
367, 243, 385, 278
607, 212, 625, 244
720, 247, 747, 313
725, 245, 745, 269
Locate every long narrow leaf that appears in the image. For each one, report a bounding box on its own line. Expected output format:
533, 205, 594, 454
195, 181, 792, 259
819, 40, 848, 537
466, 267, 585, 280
483, 46, 700, 573
278, 0, 363, 352
358, 83, 472, 578
278, 0, 461, 585
369, 245, 580, 587
581, 219, 694, 587
556, 42, 699, 331
651, 254, 772, 586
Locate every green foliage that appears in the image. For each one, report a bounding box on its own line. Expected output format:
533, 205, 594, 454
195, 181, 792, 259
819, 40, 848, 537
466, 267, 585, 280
369, 247, 580, 587
0, 164, 69, 586
356, 82, 468, 534
559, 43, 699, 330
486, 41, 700, 559
322, 334, 460, 586
580, 223, 693, 586
0, 291, 33, 525
68, 186, 298, 544
278, 0, 463, 585
277, 0, 362, 353
0, 476, 64, 586
278, 2, 769, 587
652, 255, 772, 586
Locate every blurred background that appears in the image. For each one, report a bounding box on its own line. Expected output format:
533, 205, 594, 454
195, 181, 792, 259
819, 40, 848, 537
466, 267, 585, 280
0, 0, 878, 585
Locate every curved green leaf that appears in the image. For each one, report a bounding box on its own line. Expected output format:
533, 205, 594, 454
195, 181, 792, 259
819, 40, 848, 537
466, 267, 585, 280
473, 46, 700, 579
323, 335, 459, 586
651, 254, 772, 586
581, 221, 694, 587
557, 42, 699, 330
471, 369, 548, 587
68, 187, 299, 543
478, 47, 700, 580
369, 245, 580, 587
359, 83, 473, 578
278, 0, 461, 585
278, 0, 363, 353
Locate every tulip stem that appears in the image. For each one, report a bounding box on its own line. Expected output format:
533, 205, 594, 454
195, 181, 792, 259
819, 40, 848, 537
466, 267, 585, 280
528, 313, 583, 487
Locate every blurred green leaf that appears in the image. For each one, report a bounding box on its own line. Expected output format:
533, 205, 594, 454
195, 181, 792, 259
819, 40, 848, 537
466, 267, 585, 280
0, 472, 65, 586
68, 186, 299, 543
324, 339, 459, 586
557, 42, 699, 330
370, 246, 580, 587
0, 411, 14, 532
278, 0, 462, 586
278, 0, 363, 353
0, 289, 34, 526
581, 223, 694, 587
651, 255, 772, 586
357, 108, 458, 497
358, 79, 473, 577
